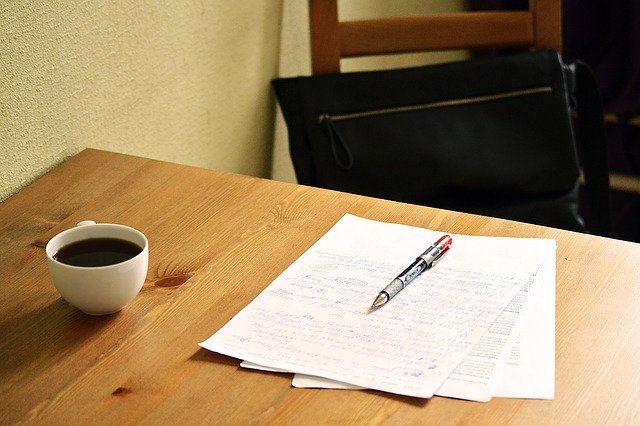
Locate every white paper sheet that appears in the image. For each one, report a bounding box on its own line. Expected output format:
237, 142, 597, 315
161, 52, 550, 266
201, 214, 554, 399
493, 251, 555, 399
288, 240, 556, 401
434, 259, 550, 401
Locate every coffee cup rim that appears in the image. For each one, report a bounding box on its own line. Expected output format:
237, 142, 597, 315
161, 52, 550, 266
45, 222, 148, 270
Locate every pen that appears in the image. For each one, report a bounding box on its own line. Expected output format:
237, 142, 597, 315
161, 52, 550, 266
371, 234, 452, 308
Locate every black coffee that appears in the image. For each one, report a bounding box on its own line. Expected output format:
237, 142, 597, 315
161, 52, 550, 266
54, 238, 143, 267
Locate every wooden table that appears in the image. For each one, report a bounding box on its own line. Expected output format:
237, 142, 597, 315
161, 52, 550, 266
2, 149, 639, 424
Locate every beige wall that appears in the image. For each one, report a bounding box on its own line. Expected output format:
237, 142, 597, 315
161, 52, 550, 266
0, 1, 282, 202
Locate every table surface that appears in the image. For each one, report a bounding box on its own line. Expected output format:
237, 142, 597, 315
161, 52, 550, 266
2, 149, 639, 424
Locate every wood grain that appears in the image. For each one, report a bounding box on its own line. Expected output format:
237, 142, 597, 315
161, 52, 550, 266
1, 149, 639, 424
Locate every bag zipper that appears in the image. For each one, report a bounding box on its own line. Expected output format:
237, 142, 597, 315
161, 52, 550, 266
317, 86, 553, 123
317, 86, 553, 171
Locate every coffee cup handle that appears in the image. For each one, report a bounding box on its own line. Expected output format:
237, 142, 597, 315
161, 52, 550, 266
76, 220, 97, 227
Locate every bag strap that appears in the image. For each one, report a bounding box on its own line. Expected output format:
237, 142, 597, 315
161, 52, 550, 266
576, 62, 612, 237
568, 61, 612, 237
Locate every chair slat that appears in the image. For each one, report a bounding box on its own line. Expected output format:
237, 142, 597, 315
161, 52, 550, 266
340, 12, 534, 57
309, 0, 562, 75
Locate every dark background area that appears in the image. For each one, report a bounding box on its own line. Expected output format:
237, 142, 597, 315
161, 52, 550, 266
471, 0, 640, 242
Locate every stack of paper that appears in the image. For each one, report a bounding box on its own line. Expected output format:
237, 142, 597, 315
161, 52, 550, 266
200, 214, 555, 401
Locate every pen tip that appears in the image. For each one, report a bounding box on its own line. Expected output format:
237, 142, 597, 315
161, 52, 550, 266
372, 293, 388, 308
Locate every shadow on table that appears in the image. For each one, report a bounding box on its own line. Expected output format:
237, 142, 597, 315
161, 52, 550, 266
0, 298, 118, 375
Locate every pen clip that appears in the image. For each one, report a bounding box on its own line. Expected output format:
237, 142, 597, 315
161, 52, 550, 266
423, 237, 451, 268
432, 246, 450, 264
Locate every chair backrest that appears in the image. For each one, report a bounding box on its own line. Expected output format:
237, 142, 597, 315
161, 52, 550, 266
309, 0, 562, 75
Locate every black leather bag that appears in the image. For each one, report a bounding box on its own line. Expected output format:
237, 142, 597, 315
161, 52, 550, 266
274, 51, 610, 235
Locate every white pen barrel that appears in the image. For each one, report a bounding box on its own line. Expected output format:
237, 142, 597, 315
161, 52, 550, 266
373, 235, 451, 307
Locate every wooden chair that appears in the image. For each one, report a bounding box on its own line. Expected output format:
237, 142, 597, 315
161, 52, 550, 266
309, 0, 562, 75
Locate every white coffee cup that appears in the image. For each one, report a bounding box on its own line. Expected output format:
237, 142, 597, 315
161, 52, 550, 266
45, 221, 149, 315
